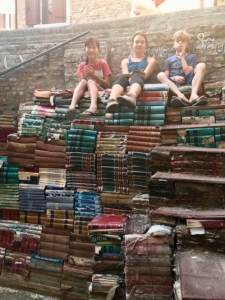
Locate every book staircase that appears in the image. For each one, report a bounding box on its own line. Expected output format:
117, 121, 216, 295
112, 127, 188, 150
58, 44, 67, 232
0, 81, 225, 299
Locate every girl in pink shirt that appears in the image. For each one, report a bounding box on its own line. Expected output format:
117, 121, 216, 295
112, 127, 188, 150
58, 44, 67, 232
66, 37, 111, 119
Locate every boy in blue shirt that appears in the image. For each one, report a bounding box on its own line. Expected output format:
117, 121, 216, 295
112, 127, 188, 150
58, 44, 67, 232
157, 30, 207, 107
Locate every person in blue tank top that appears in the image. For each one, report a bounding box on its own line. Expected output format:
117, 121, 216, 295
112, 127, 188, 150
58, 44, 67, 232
106, 32, 156, 113
157, 30, 207, 107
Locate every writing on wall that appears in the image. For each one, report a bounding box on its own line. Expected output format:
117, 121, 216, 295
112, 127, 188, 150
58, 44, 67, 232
147, 33, 225, 58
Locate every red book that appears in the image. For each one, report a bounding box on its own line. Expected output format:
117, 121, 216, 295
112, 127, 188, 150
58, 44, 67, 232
87, 215, 128, 230
138, 96, 165, 101
187, 219, 225, 229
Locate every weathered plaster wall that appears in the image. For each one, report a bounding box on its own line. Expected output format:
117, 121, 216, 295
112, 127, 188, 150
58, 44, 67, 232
0, 6, 225, 112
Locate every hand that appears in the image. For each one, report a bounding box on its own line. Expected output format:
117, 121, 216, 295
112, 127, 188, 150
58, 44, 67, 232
177, 47, 187, 58
77, 71, 84, 81
174, 76, 185, 85
83, 66, 95, 78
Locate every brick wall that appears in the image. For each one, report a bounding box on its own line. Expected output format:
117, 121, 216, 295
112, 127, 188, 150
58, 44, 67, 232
0, 6, 225, 112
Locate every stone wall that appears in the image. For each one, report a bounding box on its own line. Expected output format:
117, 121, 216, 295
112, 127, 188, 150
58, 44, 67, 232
0, 6, 225, 112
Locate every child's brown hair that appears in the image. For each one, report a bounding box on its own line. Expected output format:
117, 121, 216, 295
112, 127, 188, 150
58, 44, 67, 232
173, 30, 191, 43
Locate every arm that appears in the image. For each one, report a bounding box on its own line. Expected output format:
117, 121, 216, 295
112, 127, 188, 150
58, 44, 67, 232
177, 49, 195, 75
121, 58, 129, 74
91, 72, 110, 88
144, 57, 156, 79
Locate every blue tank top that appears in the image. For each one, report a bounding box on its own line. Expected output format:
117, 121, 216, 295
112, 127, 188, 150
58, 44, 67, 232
128, 56, 151, 83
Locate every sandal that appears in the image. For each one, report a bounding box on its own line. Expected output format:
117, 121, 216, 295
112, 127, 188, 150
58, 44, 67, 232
66, 108, 78, 120
106, 99, 118, 113
117, 93, 136, 109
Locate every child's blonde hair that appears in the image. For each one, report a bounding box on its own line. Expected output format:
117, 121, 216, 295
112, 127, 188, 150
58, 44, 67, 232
173, 30, 191, 43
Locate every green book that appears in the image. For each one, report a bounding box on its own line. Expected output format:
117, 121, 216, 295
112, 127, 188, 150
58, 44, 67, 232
67, 140, 95, 147
53, 113, 66, 120
215, 127, 225, 135
134, 113, 165, 120
135, 106, 165, 114
0, 172, 19, 179
68, 128, 97, 137
79, 102, 106, 110
66, 146, 94, 153
184, 128, 214, 136
112, 112, 135, 119
133, 120, 164, 126
117, 106, 135, 113
67, 134, 96, 142
104, 119, 134, 125
180, 109, 215, 117
214, 134, 225, 142
101, 245, 122, 253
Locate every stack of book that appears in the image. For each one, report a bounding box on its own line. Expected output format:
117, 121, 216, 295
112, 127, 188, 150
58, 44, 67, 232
61, 261, 92, 299
29, 253, 63, 293
39, 226, 70, 261
19, 183, 46, 213
124, 227, 173, 300
0, 182, 19, 210
17, 113, 45, 137
130, 193, 150, 215
20, 211, 46, 225
74, 191, 102, 234
180, 108, 215, 125
38, 168, 66, 188
135, 83, 168, 126
45, 187, 75, 229
149, 171, 225, 210
0, 114, 16, 157
0, 208, 19, 222
18, 166, 39, 184
127, 125, 161, 152
104, 110, 134, 126
2, 250, 30, 281
204, 80, 223, 105
95, 131, 127, 154
31, 105, 55, 118
88, 215, 127, 300
100, 192, 132, 216
79, 99, 107, 117
66, 128, 97, 153
0, 157, 19, 185
96, 153, 129, 194
7, 134, 37, 166
10, 223, 41, 255
176, 217, 225, 253
151, 145, 225, 176
35, 140, 66, 169
67, 233, 93, 276
127, 151, 151, 191
161, 123, 225, 147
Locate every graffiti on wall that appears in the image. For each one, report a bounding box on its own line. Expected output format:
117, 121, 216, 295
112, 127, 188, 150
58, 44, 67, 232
147, 33, 225, 58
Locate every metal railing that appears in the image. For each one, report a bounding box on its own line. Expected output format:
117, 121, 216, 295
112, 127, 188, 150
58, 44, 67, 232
0, 30, 90, 77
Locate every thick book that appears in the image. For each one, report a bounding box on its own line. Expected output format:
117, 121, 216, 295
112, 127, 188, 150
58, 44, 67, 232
186, 219, 225, 228
87, 215, 127, 230
118, 70, 146, 80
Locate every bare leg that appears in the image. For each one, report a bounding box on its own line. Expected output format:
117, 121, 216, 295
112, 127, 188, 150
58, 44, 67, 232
157, 72, 189, 104
129, 83, 142, 99
189, 63, 206, 104
69, 79, 87, 109
82, 80, 99, 115
109, 84, 125, 101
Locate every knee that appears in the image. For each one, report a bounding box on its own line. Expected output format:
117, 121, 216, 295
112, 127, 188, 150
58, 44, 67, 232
196, 62, 206, 74
87, 79, 96, 87
78, 79, 87, 87
157, 72, 166, 81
